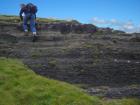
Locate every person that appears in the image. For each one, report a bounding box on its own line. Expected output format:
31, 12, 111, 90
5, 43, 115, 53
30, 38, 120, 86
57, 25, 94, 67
19, 3, 38, 42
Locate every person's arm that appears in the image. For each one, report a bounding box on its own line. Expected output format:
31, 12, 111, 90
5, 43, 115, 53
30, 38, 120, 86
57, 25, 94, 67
19, 9, 23, 21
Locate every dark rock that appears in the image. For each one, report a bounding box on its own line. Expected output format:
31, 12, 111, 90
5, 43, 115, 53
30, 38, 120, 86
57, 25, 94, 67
0, 19, 140, 98
0, 34, 17, 43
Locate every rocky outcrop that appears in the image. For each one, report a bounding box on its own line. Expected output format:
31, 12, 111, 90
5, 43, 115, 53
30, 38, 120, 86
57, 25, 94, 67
0, 19, 140, 98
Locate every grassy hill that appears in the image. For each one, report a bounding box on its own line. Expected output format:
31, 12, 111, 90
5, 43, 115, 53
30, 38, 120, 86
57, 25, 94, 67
0, 57, 100, 105
0, 15, 79, 24
0, 57, 140, 105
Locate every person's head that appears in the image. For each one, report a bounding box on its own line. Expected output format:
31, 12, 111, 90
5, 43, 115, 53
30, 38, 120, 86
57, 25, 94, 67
27, 3, 33, 5
20, 3, 26, 8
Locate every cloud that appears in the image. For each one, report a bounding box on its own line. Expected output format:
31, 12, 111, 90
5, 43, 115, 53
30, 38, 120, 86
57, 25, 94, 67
91, 17, 140, 33
91, 17, 121, 26
121, 22, 134, 32
47, 16, 76, 22
120, 22, 140, 33
92, 17, 108, 24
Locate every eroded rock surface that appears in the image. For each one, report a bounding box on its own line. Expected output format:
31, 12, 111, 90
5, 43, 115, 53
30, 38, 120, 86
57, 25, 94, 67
0, 21, 140, 98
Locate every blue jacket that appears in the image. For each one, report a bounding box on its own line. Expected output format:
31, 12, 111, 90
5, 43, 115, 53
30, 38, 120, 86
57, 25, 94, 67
19, 7, 36, 20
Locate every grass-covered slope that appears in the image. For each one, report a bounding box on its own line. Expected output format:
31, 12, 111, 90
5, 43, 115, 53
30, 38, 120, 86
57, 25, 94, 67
0, 57, 101, 105
0, 57, 140, 105
0, 15, 79, 24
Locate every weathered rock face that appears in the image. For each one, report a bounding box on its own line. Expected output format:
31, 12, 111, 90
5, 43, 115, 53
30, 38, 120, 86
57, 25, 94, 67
0, 22, 140, 88
86, 85, 140, 98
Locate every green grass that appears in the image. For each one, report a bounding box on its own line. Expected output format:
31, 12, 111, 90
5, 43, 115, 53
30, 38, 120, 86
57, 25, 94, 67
0, 57, 140, 105
0, 15, 20, 23
0, 57, 101, 105
0, 15, 79, 24
102, 98, 140, 105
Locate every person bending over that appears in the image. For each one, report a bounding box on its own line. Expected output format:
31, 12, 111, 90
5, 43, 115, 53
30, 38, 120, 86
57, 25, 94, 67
19, 3, 38, 42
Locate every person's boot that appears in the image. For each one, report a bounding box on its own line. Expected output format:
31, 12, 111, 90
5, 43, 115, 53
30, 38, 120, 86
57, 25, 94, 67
24, 30, 29, 36
32, 32, 38, 42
